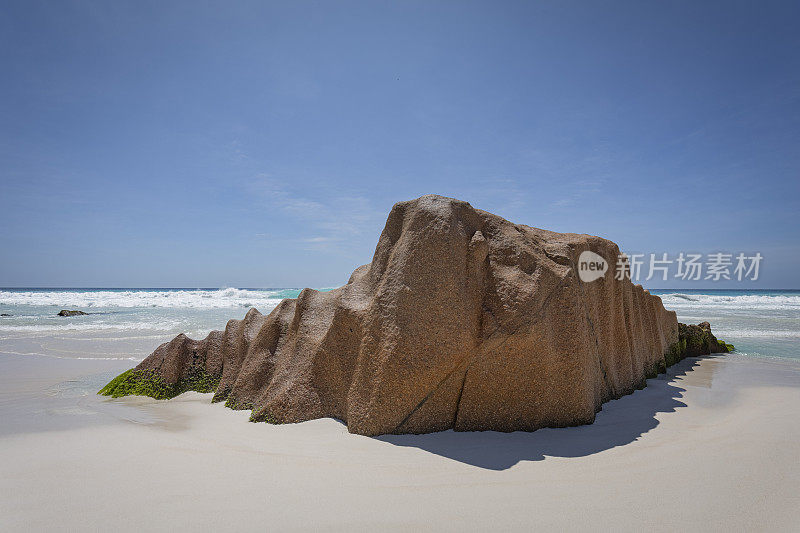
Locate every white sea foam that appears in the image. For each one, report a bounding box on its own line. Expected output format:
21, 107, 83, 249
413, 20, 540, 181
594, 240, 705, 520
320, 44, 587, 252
0, 288, 294, 309
712, 329, 800, 338
0, 349, 143, 362
0, 321, 184, 333
658, 293, 800, 311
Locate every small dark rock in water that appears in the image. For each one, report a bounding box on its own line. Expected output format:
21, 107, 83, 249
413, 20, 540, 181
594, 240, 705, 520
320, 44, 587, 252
0, 313, 11, 317
57, 310, 88, 317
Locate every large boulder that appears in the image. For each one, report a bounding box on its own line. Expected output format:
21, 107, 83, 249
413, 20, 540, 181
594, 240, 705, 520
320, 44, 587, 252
100, 195, 728, 436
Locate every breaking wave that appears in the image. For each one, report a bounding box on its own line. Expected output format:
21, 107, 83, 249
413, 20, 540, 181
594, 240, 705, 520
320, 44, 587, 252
657, 292, 800, 311
0, 321, 184, 333
0, 288, 303, 309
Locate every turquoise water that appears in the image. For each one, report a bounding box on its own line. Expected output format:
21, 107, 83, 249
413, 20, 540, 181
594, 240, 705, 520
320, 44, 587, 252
651, 289, 800, 360
0, 288, 798, 361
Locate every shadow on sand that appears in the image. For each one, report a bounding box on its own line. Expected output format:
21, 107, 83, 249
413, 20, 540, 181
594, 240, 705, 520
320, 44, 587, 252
376, 356, 709, 470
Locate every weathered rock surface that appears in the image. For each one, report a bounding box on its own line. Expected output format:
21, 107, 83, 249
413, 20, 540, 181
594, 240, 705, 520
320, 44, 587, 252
101, 195, 731, 435
57, 310, 88, 316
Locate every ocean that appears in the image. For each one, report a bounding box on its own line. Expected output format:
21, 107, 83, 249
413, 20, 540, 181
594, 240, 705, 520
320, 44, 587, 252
0, 288, 798, 362
651, 289, 800, 361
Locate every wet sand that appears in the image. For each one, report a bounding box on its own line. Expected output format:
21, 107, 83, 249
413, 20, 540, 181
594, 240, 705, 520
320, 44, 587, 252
1, 349, 799, 531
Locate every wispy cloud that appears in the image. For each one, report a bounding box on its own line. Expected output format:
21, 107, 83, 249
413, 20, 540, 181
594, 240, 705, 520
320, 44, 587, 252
245, 174, 384, 252
550, 178, 606, 209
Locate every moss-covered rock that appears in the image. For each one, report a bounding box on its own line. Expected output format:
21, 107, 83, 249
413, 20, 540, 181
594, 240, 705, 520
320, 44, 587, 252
211, 386, 231, 404
98, 369, 173, 399
659, 322, 734, 374
99, 367, 219, 400
664, 337, 687, 367
677, 321, 732, 357
223, 393, 254, 411
718, 340, 736, 352
249, 407, 280, 424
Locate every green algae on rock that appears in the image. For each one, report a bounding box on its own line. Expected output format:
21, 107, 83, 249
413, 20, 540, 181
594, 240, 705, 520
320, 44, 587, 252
660, 321, 734, 371
678, 322, 733, 357
99, 367, 219, 400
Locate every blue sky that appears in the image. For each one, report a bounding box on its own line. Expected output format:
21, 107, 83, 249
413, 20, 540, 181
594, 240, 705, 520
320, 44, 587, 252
1, 1, 798, 288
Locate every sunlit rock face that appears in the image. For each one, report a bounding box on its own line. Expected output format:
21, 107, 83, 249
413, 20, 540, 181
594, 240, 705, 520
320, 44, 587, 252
101, 194, 708, 436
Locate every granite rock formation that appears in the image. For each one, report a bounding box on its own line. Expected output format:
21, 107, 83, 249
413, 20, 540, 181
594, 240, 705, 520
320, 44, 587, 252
100, 195, 731, 436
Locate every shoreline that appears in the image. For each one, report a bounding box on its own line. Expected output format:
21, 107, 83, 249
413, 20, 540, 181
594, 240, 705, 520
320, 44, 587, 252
1, 350, 799, 530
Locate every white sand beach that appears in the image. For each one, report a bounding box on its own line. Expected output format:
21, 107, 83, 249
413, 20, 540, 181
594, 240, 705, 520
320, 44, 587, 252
2, 349, 798, 532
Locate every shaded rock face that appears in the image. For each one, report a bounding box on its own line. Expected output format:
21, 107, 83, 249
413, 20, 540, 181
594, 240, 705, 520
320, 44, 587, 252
101, 195, 725, 436
57, 310, 88, 316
